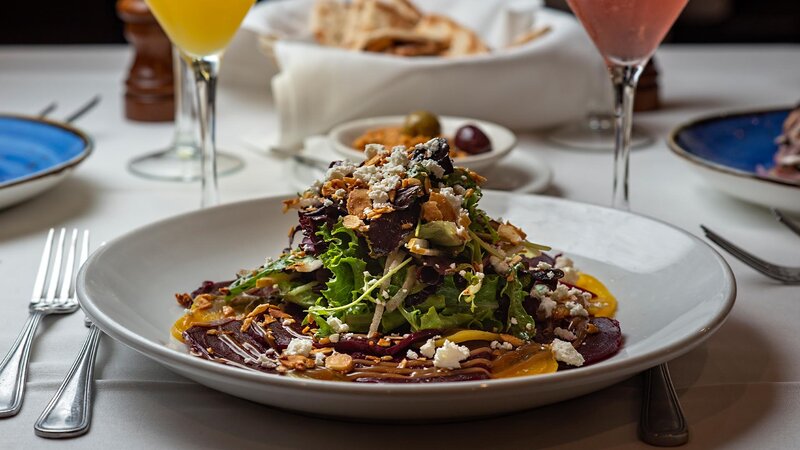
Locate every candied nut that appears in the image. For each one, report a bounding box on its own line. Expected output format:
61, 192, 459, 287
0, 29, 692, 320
422, 201, 443, 221
365, 154, 383, 166
280, 355, 315, 371
346, 188, 371, 218
402, 177, 422, 188
222, 305, 235, 317
193, 294, 214, 310
428, 191, 457, 221
206, 329, 219, 335
255, 277, 277, 289
377, 338, 391, 347
401, 223, 413, 230
325, 353, 355, 372
268, 308, 293, 320
498, 223, 527, 244
342, 214, 364, 229
311, 347, 334, 355
175, 293, 192, 308
240, 316, 255, 332
586, 323, 600, 334
499, 334, 524, 347
246, 303, 272, 319
380, 355, 393, 361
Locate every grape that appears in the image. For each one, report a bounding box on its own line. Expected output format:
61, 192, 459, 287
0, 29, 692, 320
454, 124, 492, 155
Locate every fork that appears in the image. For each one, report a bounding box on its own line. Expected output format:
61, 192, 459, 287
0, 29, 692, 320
34, 317, 100, 438
0, 229, 89, 417
701, 209, 800, 284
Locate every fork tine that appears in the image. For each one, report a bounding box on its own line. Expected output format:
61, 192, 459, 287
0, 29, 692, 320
44, 229, 66, 305
31, 229, 55, 302
772, 209, 800, 239
701, 225, 788, 280
58, 230, 79, 303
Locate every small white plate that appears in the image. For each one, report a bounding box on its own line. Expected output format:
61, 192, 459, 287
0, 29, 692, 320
328, 115, 517, 173
287, 148, 553, 194
78, 193, 735, 421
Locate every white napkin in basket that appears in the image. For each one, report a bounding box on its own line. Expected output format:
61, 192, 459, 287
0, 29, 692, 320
243, 0, 609, 151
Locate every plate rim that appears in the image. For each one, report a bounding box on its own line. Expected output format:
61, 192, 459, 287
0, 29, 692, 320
0, 113, 94, 189
78, 193, 736, 396
667, 106, 799, 190
327, 114, 517, 166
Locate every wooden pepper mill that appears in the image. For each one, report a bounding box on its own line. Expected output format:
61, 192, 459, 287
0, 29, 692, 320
117, 0, 174, 122
634, 58, 660, 112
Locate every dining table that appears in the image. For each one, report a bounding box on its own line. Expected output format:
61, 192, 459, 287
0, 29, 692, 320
0, 39, 798, 449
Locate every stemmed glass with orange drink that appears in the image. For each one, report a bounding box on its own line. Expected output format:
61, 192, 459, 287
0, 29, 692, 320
145, 0, 254, 207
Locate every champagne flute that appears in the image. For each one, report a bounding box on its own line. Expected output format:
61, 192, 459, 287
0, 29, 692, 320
145, 0, 254, 207
566, 0, 688, 210
128, 48, 244, 182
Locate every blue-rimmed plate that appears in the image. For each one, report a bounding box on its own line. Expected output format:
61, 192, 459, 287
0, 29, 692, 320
668, 108, 800, 213
0, 115, 92, 210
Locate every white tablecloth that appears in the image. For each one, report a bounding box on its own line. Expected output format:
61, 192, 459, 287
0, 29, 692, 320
1, 42, 799, 449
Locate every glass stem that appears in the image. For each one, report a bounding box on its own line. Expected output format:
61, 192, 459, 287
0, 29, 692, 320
189, 54, 221, 208
608, 64, 644, 211
173, 48, 198, 158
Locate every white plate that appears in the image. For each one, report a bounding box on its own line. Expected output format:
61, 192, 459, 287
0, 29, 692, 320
77, 193, 735, 420
328, 115, 517, 173
287, 149, 553, 194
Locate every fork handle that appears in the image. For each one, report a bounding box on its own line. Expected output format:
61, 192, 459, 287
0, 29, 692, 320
0, 311, 45, 418
639, 363, 690, 446
34, 324, 102, 438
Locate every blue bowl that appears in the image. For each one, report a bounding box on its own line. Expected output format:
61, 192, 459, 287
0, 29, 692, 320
669, 108, 798, 188
0, 115, 92, 208
668, 108, 800, 213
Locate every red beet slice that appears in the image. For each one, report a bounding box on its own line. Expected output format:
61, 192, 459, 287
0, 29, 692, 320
577, 317, 623, 365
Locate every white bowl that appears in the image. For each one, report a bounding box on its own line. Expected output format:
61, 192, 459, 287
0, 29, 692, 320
328, 115, 517, 172
77, 193, 735, 421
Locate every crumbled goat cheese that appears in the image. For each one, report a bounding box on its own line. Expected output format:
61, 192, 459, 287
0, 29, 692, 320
406, 350, 419, 360
334, 188, 346, 198
325, 161, 357, 180
419, 337, 438, 358
536, 261, 552, 270
386, 147, 409, 174
490, 340, 513, 351
554, 327, 577, 341
315, 352, 326, 366
538, 298, 557, 318
433, 340, 471, 369
438, 187, 463, 212
255, 354, 277, 369
555, 256, 579, 284
326, 316, 349, 333
510, 317, 518, 325
364, 143, 387, 159
285, 338, 313, 356
551, 339, 585, 366
420, 159, 445, 178
565, 300, 589, 317
368, 174, 401, 206
328, 333, 340, 343
353, 164, 379, 184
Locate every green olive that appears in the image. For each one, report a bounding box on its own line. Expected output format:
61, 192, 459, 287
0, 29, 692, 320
401, 110, 441, 137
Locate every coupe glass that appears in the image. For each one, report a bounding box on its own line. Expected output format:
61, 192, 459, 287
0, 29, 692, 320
127, 49, 244, 182
565, 0, 688, 210
145, 0, 254, 207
